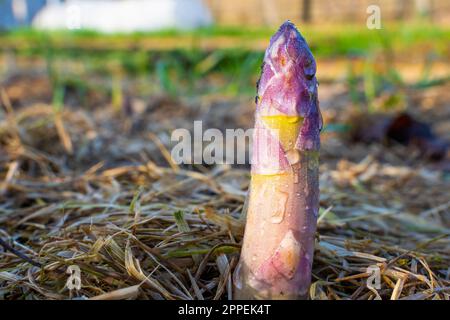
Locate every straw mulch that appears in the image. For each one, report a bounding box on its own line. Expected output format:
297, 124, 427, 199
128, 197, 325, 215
0, 79, 449, 300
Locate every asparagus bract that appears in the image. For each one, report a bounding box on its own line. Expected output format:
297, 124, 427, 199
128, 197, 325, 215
234, 21, 322, 300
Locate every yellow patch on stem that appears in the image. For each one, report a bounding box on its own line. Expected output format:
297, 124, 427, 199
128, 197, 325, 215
251, 172, 289, 187
261, 115, 303, 152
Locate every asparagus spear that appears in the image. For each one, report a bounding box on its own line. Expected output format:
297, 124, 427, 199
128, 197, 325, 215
234, 21, 322, 300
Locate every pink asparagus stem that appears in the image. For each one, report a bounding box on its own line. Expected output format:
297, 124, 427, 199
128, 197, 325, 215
234, 21, 322, 300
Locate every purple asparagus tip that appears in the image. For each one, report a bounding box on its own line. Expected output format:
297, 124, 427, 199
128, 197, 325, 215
257, 21, 321, 150
252, 21, 322, 175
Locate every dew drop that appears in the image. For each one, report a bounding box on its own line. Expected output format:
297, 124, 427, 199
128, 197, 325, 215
270, 191, 288, 224
286, 149, 300, 165
303, 186, 309, 196
270, 213, 285, 224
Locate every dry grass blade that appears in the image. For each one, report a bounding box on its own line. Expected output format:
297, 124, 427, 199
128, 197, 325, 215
89, 285, 141, 300
1, 75, 449, 300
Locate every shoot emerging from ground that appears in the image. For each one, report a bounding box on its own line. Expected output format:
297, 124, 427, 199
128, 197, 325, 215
234, 21, 322, 300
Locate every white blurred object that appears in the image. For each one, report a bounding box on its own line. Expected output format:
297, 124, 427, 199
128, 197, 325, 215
12, 0, 29, 23
32, 0, 213, 32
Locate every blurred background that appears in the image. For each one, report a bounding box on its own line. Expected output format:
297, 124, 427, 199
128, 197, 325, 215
1, 0, 449, 167
0, 0, 449, 300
